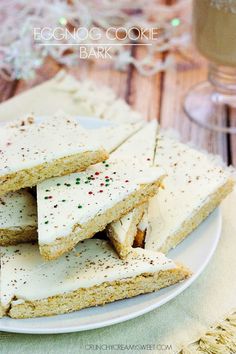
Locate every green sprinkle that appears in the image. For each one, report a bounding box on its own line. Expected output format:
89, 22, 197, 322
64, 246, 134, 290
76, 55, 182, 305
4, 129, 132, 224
45, 221, 49, 224
45, 189, 50, 192
44, 196, 48, 199
62, 199, 66, 202
85, 181, 89, 184
105, 164, 109, 167
56, 183, 61, 186
59, 16, 67, 26
76, 181, 80, 185
171, 18, 180, 27
76, 178, 80, 181
105, 179, 109, 182
78, 205, 82, 209
105, 183, 109, 187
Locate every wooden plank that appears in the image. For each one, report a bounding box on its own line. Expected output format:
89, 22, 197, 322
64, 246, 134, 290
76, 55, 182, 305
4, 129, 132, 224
14, 56, 129, 102
160, 54, 229, 163
68, 59, 130, 100
127, 0, 165, 120
128, 46, 163, 121
0, 78, 17, 103
14, 57, 62, 95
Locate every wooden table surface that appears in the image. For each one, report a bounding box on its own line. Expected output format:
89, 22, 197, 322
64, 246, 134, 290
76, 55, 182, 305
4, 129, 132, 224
0, 50, 235, 167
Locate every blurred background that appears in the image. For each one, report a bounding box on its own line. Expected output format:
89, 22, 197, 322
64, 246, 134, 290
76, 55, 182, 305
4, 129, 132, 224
0, 0, 235, 166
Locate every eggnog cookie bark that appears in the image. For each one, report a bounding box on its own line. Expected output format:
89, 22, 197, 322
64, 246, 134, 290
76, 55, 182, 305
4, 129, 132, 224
144, 134, 234, 254
107, 121, 158, 258
0, 302, 4, 317
107, 204, 146, 259
134, 209, 148, 248
89, 120, 144, 153
37, 157, 165, 260
0, 272, 4, 317
0, 240, 190, 319
111, 120, 158, 162
0, 190, 37, 246
0, 243, 45, 315
0, 114, 109, 195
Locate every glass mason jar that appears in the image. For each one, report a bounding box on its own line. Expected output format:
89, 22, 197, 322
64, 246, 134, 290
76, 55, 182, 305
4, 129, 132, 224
184, 0, 236, 133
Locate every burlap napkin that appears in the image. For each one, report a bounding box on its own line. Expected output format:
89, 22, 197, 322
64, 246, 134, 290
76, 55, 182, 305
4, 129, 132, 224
0, 72, 235, 353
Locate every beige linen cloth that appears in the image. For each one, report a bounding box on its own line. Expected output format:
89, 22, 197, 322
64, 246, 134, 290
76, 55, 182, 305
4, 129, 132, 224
0, 71, 235, 354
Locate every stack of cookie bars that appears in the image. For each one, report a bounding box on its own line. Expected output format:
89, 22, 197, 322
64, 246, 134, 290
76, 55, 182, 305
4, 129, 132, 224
0, 76, 234, 319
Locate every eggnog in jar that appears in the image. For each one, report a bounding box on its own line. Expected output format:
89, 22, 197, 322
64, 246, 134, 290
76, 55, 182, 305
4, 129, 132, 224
193, 0, 236, 67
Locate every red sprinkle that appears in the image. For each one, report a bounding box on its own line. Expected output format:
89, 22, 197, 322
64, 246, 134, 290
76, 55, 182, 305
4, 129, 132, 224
147, 158, 151, 161
105, 176, 109, 179
48, 196, 53, 199
99, 190, 103, 193
95, 172, 100, 176
125, 180, 129, 183
100, 183, 104, 186
88, 191, 93, 195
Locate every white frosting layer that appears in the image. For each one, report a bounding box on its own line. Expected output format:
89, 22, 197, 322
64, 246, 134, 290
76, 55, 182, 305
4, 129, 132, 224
112, 120, 158, 163
109, 121, 158, 245
37, 157, 165, 245
138, 209, 148, 232
0, 113, 105, 176
110, 205, 145, 244
1, 244, 46, 307
0, 190, 37, 229
145, 134, 232, 252
0, 239, 175, 306
90, 121, 143, 153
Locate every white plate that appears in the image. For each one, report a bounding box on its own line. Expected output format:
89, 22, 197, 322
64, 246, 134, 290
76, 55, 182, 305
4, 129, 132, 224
0, 117, 222, 334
